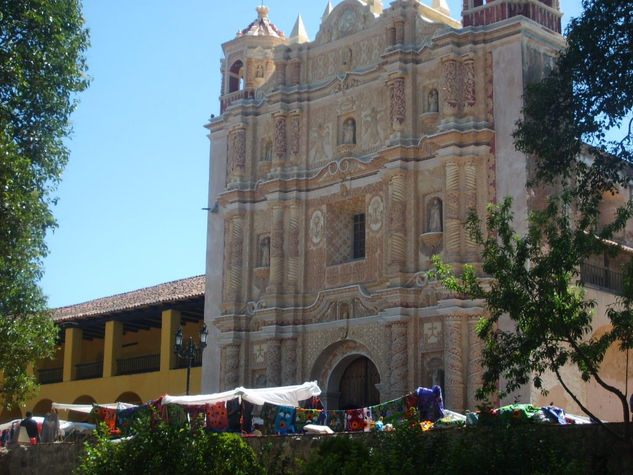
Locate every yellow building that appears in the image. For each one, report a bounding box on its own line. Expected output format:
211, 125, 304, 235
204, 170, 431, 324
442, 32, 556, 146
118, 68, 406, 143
0, 276, 205, 423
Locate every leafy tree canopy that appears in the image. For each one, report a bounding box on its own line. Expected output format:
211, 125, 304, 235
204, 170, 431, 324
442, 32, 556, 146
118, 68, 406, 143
433, 0, 633, 445
0, 0, 89, 409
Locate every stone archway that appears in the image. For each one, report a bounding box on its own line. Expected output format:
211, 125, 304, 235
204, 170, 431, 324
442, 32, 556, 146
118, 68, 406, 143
116, 392, 143, 405
32, 398, 53, 416
0, 405, 22, 424
310, 339, 382, 410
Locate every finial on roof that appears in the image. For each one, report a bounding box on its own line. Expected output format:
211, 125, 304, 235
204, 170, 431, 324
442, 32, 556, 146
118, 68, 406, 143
431, 0, 450, 16
290, 13, 310, 44
322, 1, 333, 21
237, 5, 286, 39
257, 5, 269, 19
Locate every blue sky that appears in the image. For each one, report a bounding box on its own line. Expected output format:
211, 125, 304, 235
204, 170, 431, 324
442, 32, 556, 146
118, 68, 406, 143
41, 0, 583, 308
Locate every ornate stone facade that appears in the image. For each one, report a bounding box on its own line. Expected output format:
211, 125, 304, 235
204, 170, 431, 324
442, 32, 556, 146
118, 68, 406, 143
203, 0, 565, 413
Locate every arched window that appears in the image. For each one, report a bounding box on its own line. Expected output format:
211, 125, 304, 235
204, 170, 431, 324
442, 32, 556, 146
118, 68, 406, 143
228, 60, 244, 93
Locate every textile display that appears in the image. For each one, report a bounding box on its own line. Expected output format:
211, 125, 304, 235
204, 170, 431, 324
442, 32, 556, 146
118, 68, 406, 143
326, 410, 346, 433
161, 404, 187, 428
227, 398, 242, 432
370, 396, 406, 426
345, 408, 366, 432
433, 410, 466, 429
415, 385, 444, 422
90, 406, 117, 431
185, 404, 207, 427
295, 408, 323, 432
260, 403, 277, 435
540, 406, 568, 425
242, 400, 254, 433
205, 401, 229, 432
116, 404, 151, 435
273, 405, 296, 434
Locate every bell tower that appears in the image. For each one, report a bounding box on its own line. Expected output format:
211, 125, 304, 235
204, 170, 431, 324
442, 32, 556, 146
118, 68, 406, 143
219, 6, 288, 113
462, 0, 562, 34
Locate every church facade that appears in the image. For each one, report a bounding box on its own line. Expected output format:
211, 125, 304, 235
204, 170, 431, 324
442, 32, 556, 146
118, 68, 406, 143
202, 0, 569, 413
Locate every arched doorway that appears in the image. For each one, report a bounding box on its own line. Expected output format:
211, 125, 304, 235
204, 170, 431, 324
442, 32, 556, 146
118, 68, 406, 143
32, 399, 53, 416
0, 406, 22, 424
332, 355, 380, 410
116, 392, 142, 405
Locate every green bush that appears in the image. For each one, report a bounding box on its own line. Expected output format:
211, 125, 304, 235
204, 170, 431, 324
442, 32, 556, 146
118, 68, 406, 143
75, 412, 264, 475
300, 436, 372, 475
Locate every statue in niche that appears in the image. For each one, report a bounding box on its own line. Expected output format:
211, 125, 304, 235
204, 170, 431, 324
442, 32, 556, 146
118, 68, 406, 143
255, 64, 264, 78
342, 48, 353, 70
342, 118, 356, 145
310, 123, 330, 161
262, 139, 272, 161
428, 89, 439, 113
258, 236, 270, 267
428, 198, 443, 232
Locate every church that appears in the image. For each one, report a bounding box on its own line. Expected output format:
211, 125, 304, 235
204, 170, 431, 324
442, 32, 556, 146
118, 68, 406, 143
201, 0, 627, 418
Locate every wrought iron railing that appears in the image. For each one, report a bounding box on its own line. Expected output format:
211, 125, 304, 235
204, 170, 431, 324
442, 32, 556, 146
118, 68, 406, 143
75, 361, 103, 380
580, 263, 624, 294
116, 353, 160, 375
37, 367, 63, 384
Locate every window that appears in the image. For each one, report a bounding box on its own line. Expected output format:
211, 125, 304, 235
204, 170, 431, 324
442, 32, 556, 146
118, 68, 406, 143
353, 213, 365, 259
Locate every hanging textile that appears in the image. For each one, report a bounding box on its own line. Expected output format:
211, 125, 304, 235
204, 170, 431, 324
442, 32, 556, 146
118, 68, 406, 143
370, 396, 406, 426
326, 410, 346, 433
185, 404, 207, 428
205, 401, 229, 432
260, 403, 277, 435
241, 400, 254, 433
161, 404, 187, 428
415, 385, 444, 422
226, 398, 242, 432
345, 409, 366, 432
273, 405, 296, 435
90, 406, 117, 431
295, 408, 323, 432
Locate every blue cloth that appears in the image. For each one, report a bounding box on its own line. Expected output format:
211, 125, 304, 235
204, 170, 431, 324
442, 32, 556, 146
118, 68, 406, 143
415, 385, 445, 422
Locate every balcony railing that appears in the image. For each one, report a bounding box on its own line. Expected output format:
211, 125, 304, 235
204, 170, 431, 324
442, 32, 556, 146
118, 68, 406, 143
75, 361, 103, 380
580, 263, 624, 294
117, 353, 160, 375
220, 89, 254, 112
37, 367, 63, 384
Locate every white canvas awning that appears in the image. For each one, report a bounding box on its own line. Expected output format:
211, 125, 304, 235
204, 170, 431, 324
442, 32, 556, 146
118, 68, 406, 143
51, 402, 137, 414
161, 381, 321, 407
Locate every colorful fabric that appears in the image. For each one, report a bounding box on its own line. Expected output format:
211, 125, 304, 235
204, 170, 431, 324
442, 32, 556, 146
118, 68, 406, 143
91, 406, 117, 430
116, 405, 150, 435
491, 404, 541, 425
295, 408, 323, 432
226, 398, 242, 432
274, 405, 296, 434
541, 406, 568, 425
161, 404, 186, 428
370, 397, 406, 426
345, 409, 366, 432
205, 401, 229, 432
415, 385, 444, 422
304, 396, 324, 410
433, 412, 466, 429
260, 403, 277, 435
326, 410, 346, 433
403, 392, 419, 410
185, 404, 207, 427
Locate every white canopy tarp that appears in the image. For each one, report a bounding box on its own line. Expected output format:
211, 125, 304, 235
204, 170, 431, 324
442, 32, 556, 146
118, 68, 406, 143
51, 402, 137, 414
161, 381, 321, 407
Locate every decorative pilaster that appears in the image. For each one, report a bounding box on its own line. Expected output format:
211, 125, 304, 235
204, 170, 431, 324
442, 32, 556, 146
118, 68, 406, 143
388, 75, 406, 133
463, 58, 476, 108
467, 317, 483, 410
223, 344, 240, 391
273, 113, 287, 161
288, 113, 301, 160
268, 204, 284, 293
444, 162, 460, 255
228, 214, 244, 301
464, 162, 478, 251
228, 127, 246, 180
281, 338, 297, 385
442, 59, 459, 111
444, 316, 465, 412
388, 173, 407, 272
287, 204, 300, 289
266, 338, 282, 386
390, 321, 409, 399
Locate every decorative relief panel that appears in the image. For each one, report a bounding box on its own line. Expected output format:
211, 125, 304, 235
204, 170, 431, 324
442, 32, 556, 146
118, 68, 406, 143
309, 209, 324, 245
441, 57, 477, 111
368, 195, 384, 232
227, 128, 246, 179
309, 121, 332, 165
308, 35, 386, 82
273, 115, 287, 160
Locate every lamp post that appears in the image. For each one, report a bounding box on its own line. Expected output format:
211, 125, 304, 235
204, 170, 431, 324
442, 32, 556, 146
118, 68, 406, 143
174, 323, 208, 395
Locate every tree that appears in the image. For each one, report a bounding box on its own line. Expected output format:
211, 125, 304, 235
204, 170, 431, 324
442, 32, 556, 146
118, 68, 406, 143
433, 0, 633, 446
0, 0, 89, 409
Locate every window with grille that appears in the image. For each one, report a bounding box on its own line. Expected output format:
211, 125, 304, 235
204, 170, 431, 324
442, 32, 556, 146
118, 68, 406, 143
352, 213, 365, 259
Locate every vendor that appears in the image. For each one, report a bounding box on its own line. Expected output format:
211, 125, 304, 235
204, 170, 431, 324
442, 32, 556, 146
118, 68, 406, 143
20, 411, 39, 442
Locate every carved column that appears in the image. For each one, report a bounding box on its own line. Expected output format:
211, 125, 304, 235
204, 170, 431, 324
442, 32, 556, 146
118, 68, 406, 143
390, 321, 409, 399
273, 113, 287, 161
266, 338, 282, 386
441, 59, 459, 112
388, 76, 406, 133
228, 214, 244, 302
245, 58, 255, 88
223, 344, 240, 391
286, 204, 300, 290
467, 317, 483, 410
268, 204, 284, 293
463, 58, 476, 108
464, 162, 478, 251
288, 113, 301, 161
228, 127, 246, 180
394, 19, 405, 45
388, 173, 407, 272
444, 162, 460, 256
276, 61, 287, 86
281, 338, 297, 385
444, 316, 465, 412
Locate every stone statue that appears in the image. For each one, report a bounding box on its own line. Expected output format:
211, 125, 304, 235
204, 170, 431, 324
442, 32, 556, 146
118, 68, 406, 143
342, 118, 355, 145
259, 237, 270, 267
428, 198, 442, 232
428, 89, 439, 113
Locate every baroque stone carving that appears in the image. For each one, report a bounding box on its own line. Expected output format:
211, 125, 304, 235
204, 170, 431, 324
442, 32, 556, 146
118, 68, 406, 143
442, 60, 459, 109
390, 321, 408, 397
467, 317, 483, 410
423, 321, 442, 346
309, 209, 324, 244
310, 122, 331, 163
273, 115, 286, 160
289, 115, 301, 158
463, 59, 476, 107
223, 344, 240, 390
228, 128, 246, 176
444, 316, 465, 412
281, 338, 297, 385
368, 195, 384, 232
266, 339, 281, 387
362, 106, 385, 148
389, 77, 406, 131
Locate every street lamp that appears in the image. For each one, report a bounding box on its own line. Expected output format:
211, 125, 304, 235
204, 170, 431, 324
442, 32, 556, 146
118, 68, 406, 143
174, 323, 208, 395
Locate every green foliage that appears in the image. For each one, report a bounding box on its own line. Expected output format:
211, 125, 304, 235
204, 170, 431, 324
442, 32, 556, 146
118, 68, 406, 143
76, 414, 264, 475
300, 436, 372, 475
0, 0, 89, 408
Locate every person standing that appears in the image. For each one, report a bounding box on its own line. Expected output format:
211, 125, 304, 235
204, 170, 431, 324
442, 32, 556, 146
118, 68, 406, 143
20, 411, 39, 443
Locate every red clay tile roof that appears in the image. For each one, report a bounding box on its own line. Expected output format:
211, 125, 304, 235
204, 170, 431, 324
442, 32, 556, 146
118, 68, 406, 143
53, 275, 205, 322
